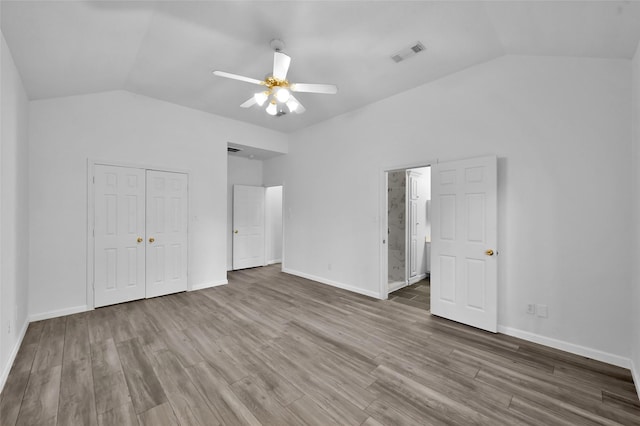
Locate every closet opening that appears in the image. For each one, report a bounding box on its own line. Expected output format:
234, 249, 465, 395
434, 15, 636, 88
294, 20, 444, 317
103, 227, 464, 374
386, 165, 431, 311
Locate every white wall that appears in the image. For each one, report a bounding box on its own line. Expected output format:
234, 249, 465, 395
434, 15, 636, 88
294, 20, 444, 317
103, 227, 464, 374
264, 55, 633, 365
29, 90, 285, 318
227, 155, 263, 270
631, 41, 640, 395
265, 186, 283, 264
1, 32, 29, 389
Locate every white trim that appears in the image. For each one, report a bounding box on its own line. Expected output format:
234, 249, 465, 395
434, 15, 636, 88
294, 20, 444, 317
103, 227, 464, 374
283, 268, 381, 299
0, 319, 29, 393
190, 279, 228, 291
497, 325, 631, 369
266, 259, 282, 265
29, 305, 88, 322
632, 358, 640, 401
408, 273, 427, 285
388, 280, 408, 293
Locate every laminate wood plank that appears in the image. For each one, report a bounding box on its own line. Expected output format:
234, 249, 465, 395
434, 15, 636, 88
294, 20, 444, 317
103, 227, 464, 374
183, 327, 249, 384
116, 338, 167, 414
15, 365, 62, 426
0, 371, 29, 426
185, 361, 261, 426
151, 350, 219, 426
137, 402, 179, 426
91, 338, 133, 414
365, 398, 428, 426
97, 402, 139, 426
88, 308, 114, 344
62, 313, 90, 364
360, 417, 386, 426
57, 357, 98, 426
286, 395, 342, 426
229, 376, 305, 426
31, 316, 66, 372
158, 327, 204, 367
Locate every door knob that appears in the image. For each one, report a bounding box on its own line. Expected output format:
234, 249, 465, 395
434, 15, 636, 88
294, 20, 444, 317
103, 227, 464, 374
485, 249, 494, 256
137, 237, 143, 243
149, 237, 155, 243
234, 230, 238, 234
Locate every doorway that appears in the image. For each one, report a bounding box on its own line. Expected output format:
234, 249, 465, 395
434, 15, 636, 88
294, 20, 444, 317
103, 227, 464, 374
386, 166, 431, 311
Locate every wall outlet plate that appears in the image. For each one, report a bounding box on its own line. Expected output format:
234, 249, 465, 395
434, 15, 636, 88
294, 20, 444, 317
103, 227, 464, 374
526, 304, 536, 314
537, 304, 548, 318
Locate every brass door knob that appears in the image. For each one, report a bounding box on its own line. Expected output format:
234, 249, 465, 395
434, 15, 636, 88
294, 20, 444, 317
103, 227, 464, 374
234, 230, 238, 234
137, 237, 143, 243
149, 237, 155, 243
485, 249, 494, 256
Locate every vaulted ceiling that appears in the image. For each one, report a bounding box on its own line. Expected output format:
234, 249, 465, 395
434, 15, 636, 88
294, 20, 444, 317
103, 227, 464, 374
3, 1, 640, 133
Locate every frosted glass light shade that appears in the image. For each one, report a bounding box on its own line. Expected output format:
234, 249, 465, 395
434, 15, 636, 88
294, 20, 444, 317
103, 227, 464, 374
286, 98, 299, 112
275, 88, 290, 103
254, 91, 269, 106
266, 102, 278, 115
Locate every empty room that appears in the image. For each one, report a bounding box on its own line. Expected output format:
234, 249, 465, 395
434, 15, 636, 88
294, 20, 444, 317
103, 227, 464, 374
1, 1, 640, 425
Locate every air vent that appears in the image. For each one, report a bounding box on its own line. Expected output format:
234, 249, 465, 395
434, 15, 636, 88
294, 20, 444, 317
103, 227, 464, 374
391, 41, 426, 63
227, 147, 242, 153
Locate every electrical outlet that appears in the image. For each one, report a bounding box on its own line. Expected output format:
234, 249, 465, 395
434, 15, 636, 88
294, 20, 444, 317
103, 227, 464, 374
537, 304, 548, 318
526, 304, 536, 315
7, 320, 11, 334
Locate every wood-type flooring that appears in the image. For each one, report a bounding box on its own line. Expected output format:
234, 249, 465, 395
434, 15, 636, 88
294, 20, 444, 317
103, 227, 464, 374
1, 265, 639, 425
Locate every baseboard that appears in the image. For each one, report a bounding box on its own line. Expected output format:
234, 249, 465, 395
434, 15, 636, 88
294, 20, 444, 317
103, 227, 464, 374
632, 358, 640, 401
498, 325, 631, 369
266, 259, 282, 265
0, 319, 29, 393
190, 279, 228, 291
29, 305, 88, 322
282, 268, 381, 299
388, 280, 408, 293
408, 273, 427, 285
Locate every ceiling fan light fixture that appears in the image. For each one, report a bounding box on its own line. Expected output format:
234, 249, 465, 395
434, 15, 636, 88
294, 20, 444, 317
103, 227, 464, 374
265, 101, 278, 116
286, 98, 299, 113
275, 87, 290, 103
254, 91, 269, 106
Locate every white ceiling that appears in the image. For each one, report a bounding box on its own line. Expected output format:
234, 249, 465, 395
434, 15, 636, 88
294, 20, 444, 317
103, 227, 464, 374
2, 1, 640, 133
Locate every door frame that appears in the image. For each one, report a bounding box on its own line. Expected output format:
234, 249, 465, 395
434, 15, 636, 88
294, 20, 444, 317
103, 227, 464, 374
86, 158, 191, 310
379, 159, 436, 300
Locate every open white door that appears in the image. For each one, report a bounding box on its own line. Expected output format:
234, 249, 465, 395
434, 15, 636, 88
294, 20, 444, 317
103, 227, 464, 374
233, 185, 265, 270
94, 165, 146, 308
431, 156, 498, 332
145, 170, 188, 298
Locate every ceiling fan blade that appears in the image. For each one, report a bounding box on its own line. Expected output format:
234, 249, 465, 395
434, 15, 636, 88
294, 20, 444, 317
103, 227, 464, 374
287, 95, 306, 114
240, 97, 257, 108
273, 52, 291, 80
290, 83, 338, 94
213, 71, 264, 86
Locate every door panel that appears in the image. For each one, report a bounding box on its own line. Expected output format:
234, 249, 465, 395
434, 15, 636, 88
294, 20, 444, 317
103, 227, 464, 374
409, 200, 418, 277
145, 170, 188, 298
94, 165, 146, 308
431, 156, 497, 332
233, 185, 265, 270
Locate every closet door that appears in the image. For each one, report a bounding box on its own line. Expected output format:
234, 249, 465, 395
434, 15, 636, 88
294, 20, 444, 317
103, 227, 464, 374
145, 170, 188, 298
94, 165, 146, 308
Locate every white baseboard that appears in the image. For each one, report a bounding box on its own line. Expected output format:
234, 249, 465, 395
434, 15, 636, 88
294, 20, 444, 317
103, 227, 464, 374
498, 325, 631, 369
632, 358, 640, 402
409, 273, 427, 285
266, 259, 282, 265
190, 279, 228, 291
1, 319, 29, 393
29, 305, 88, 322
282, 268, 381, 299
388, 280, 408, 293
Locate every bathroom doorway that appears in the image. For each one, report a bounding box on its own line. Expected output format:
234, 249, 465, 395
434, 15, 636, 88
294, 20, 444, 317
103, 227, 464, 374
386, 166, 431, 310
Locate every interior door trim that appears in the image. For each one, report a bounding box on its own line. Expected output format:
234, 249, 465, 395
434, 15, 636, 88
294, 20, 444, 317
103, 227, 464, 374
86, 158, 191, 311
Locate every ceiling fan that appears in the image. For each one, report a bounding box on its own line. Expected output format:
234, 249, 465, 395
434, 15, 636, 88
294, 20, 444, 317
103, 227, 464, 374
213, 39, 338, 116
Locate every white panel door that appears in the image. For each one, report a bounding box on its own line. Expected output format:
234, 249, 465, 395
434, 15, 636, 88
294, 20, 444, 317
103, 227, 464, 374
233, 185, 265, 270
94, 165, 146, 308
431, 156, 497, 332
145, 170, 188, 298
